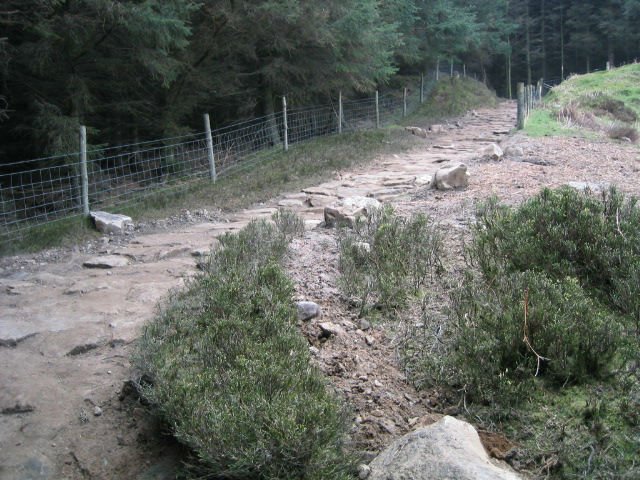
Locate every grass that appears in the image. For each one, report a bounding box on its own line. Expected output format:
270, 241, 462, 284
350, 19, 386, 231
1, 76, 496, 257
523, 63, 640, 141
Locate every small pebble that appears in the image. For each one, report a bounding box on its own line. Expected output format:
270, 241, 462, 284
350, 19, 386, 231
93, 406, 103, 416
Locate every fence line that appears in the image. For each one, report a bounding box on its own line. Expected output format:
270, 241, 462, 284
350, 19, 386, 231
0, 65, 473, 242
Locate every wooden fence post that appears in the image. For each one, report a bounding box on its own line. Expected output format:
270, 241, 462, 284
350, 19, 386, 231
463, 64, 466, 77
338, 91, 343, 135
282, 96, 288, 152
79, 126, 89, 216
375, 90, 380, 129
403, 87, 407, 117
204, 114, 216, 181
517, 82, 525, 129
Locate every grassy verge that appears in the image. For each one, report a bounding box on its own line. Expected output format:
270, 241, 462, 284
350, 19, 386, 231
134, 211, 356, 479
523, 63, 640, 141
1, 76, 497, 257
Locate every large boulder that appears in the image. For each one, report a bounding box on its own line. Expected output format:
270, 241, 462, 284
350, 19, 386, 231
90, 211, 132, 234
367, 416, 522, 480
324, 196, 381, 227
433, 163, 469, 190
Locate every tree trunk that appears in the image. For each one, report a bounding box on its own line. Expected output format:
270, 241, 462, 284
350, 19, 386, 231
541, 0, 547, 81
525, 2, 532, 85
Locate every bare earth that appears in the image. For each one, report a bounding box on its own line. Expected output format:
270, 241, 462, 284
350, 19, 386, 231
1, 101, 639, 479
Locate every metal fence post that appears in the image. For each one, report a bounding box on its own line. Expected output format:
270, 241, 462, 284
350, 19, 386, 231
282, 96, 288, 152
79, 125, 89, 216
463, 64, 466, 78
204, 113, 216, 181
420, 74, 424, 104
436, 59, 439, 81
517, 82, 525, 129
338, 91, 343, 135
450, 58, 453, 77
375, 90, 380, 129
403, 87, 407, 117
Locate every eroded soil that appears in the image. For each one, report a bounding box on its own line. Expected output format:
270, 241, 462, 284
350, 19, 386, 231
2, 101, 638, 479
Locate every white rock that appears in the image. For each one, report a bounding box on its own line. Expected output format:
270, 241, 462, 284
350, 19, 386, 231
483, 143, 504, 160
430, 124, 445, 133
93, 406, 103, 416
358, 464, 372, 479
278, 198, 305, 207
414, 175, 434, 187
324, 196, 381, 227
433, 163, 469, 190
90, 211, 132, 234
82, 255, 129, 269
566, 181, 602, 192
405, 126, 428, 138
368, 416, 523, 480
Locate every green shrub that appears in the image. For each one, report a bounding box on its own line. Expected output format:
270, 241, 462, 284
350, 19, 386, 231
403, 187, 640, 403
450, 271, 620, 399
337, 205, 442, 314
470, 186, 640, 320
134, 214, 354, 480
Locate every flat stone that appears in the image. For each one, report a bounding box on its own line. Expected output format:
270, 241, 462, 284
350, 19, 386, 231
278, 199, 305, 207
90, 211, 132, 234
82, 255, 129, 269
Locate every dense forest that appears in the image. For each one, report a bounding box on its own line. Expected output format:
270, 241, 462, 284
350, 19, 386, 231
1, 0, 639, 162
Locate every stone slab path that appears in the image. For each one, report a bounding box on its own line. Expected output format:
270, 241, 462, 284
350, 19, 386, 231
0, 101, 517, 479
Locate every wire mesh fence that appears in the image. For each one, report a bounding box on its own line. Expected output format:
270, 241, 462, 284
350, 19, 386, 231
0, 66, 470, 243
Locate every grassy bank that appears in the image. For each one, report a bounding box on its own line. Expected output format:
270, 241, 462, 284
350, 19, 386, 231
524, 63, 640, 140
1, 76, 497, 257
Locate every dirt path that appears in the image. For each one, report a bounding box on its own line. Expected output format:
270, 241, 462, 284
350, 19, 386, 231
2, 101, 638, 479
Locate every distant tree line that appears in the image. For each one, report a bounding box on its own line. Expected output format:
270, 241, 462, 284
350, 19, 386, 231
0, 0, 638, 164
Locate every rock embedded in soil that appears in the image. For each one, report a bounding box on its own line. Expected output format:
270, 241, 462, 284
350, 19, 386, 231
82, 255, 129, 269
318, 322, 345, 338
296, 301, 321, 321
324, 196, 381, 227
368, 416, 523, 480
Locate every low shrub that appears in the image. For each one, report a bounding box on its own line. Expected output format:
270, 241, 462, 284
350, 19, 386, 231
337, 205, 442, 314
605, 121, 639, 142
404, 187, 640, 402
134, 212, 355, 480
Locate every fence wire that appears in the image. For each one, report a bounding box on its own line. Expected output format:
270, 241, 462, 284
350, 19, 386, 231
0, 67, 469, 242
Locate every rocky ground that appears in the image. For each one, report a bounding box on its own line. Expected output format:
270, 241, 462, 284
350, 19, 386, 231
1, 101, 639, 479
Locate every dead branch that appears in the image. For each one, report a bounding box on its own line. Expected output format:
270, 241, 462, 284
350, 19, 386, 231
522, 287, 550, 376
